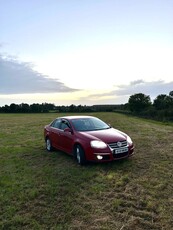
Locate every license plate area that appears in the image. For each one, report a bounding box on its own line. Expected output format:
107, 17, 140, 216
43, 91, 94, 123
113, 147, 128, 154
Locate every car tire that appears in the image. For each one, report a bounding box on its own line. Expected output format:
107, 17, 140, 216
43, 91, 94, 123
46, 138, 53, 151
74, 144, 86, 165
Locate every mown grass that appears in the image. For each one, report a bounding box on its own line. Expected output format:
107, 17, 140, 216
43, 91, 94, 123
0, 112, 173, 230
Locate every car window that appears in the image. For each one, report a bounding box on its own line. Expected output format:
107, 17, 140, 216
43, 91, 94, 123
60, 120, 71, 130
72, 118, 109, 131
72, 119, 87, 131
91, 118, 108, 129
51, 119, 61, 129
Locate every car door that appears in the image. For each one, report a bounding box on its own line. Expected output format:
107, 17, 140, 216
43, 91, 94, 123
49, 118, 62, 149
58, 119, 74, 154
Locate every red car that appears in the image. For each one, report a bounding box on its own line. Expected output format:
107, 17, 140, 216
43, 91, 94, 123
44, 115, 134, 165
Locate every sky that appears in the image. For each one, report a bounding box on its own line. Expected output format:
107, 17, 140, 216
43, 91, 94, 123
0, 0, 173, 106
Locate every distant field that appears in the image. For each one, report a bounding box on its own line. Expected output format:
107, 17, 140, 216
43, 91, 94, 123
0, 112, 173, 229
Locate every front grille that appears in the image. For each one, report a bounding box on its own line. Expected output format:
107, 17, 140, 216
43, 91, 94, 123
108, 140, 127, 149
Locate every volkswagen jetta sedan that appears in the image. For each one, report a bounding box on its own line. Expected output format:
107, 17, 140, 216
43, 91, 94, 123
44, 115, 134, 165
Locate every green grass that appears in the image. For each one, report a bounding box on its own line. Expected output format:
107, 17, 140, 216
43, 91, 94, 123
0, 112, 173, 229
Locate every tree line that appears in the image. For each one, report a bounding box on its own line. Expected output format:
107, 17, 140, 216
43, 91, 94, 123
0, 103, 122, 113
0, 103, 55, 113
0, 91, 173, 121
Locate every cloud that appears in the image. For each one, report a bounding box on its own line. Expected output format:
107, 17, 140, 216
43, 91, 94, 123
130, 79, 145, 86
0, 54, 78, 94
79, 80, 173, 103
114, 80, 173, 98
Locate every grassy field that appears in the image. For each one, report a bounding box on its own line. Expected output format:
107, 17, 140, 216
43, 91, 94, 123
0, 112, 173, 230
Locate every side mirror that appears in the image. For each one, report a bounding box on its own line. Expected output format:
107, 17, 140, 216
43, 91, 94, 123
64, 127, 73, 134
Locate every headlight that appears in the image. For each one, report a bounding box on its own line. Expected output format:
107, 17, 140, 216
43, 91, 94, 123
90, 140, 107, 149
127, 135, 133, 145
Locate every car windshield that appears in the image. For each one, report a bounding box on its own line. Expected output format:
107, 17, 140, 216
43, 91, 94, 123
71, 117, 110, 131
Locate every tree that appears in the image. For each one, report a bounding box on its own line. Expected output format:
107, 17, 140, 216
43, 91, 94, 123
9, 103, 19, 112
153, 94, 173, 110
30, 103, 42, 113
20, 103, 30, 112
69, 104, 76, 112
169, 90, 173, 98
128, 93, 151, 113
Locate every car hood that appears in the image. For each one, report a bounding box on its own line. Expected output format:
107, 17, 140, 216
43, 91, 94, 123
80, 128, 127, 143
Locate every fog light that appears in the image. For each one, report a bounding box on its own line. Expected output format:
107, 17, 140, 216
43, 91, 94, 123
97, 155, 103, 160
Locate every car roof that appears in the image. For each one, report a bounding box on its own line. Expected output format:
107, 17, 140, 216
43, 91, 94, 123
59, 115, 94, 120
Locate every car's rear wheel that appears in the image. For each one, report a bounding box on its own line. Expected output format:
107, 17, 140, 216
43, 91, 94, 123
46, 138, 53, 151
74, 144, 86, 165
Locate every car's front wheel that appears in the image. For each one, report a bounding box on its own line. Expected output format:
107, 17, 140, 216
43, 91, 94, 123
74, 144, 86, 165
46, 137, 53, 151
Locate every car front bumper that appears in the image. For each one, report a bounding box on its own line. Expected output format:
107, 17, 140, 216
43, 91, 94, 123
92, 145, 134, 162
